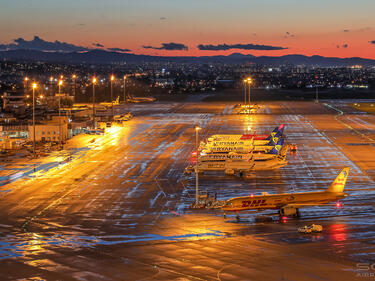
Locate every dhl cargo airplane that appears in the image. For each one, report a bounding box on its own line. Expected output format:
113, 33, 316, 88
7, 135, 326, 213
222, 167, 350, 220
207, 124, 285, 142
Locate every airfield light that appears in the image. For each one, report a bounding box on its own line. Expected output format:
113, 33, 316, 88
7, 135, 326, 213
111, 75, 115, 81
58, 80, 63, 86
336, 202, 342, 208
26, 95, 30, 98
25, 77, 29, 82
194, 125, 201, 206
32, 83, 37, 89
72, 74, 77, 79
92, 77, 97, 84
39, 95, 44, 99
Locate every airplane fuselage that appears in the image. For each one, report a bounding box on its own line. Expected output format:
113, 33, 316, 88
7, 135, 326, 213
222, 191, 348, 212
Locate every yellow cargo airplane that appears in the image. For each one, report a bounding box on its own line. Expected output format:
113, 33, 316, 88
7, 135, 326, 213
222, 167, 350, 220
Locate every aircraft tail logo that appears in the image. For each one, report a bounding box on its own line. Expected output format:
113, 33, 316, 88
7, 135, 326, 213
268, 131, 281, 145
269, 139, 284, 154
327, 167, 350, 193
266, 124, 285, 140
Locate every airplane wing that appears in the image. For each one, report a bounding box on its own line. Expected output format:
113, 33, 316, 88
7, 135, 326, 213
282, 203, 338, 208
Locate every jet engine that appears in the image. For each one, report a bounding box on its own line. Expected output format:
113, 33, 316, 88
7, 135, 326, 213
280, 206, 298, 216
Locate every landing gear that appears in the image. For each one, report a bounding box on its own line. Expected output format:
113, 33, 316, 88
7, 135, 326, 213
236, 212, 240, 222
295, 208, 300, 218
278, 208, 300, 219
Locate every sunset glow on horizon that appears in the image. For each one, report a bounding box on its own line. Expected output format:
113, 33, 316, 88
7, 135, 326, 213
0, 0, 374, 58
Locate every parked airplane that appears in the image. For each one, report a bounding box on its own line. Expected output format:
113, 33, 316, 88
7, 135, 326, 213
100, 96, 120, 108
187, 139, 287, 176
252, 140, 288, 167
206, 124, 285, 142
222, 167, 350, 220
203, 133, 282, 154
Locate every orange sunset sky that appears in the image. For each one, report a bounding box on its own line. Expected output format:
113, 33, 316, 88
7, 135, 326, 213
0, 0, 374, 58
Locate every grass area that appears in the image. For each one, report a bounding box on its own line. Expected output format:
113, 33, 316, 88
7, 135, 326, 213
350, 102, 375, 114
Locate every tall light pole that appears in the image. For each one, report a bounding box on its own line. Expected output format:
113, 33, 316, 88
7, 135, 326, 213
315, 75, 319, 103
49, 76, 54, 96
92, 77, 97, 128
58, 80, 63, 148
72, 74, 77, 97
123, 75, 127, 102
32, 83, 37, 158
110, 75, 115, 118
195, 126, 201, 205
243, 79, 247, 105
24, 77, 29, 98
246, 77, 252, 105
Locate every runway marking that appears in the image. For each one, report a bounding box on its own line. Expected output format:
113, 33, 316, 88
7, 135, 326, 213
325, 103, 375, 143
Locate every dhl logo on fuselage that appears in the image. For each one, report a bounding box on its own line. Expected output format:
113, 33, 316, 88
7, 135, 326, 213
241, 199, 268, 208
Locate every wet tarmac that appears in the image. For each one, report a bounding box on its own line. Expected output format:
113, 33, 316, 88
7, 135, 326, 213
0, 101, 375, 280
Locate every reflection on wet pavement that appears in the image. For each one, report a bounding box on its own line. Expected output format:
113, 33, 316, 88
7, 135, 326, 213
0, 101, 374, 280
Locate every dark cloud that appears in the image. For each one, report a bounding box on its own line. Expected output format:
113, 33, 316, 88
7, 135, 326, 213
143, 42, 188, 51
197, 43, 287, 51
342, 44, 348, 48
343, 29, 350, 32
108, 47, 131, 52
0, 35, 134, 53
92, 43, 104, 47
0, 36, 89, 52
284, 32, 295, 39
370, 40, 375, 45
160, 17, 167, 20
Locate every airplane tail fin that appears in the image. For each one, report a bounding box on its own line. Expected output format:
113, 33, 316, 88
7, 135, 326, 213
269, 138, 284, 154
267, 131, 281, 145
327, 167, 350, 193
266, 124, 285, 140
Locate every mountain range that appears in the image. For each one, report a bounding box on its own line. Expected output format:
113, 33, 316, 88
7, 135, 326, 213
0, 49, 374, 66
